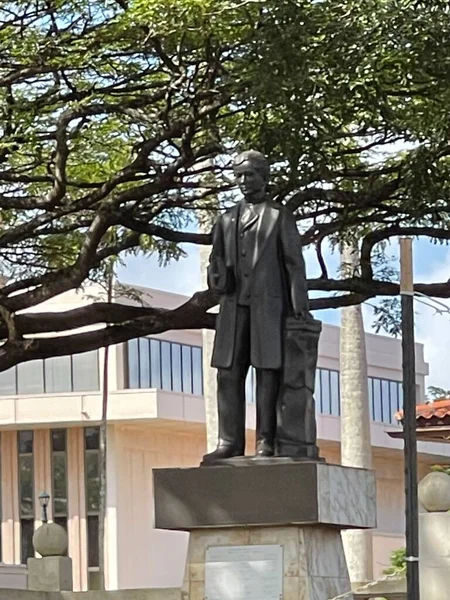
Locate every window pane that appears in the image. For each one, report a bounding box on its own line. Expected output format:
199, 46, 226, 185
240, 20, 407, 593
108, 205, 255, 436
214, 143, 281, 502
72, 351, 99, 392
138, 338, 150, 388
87, 515, 99, 568
86, 452, 100, 513
192, 347, 203, 395
51, 429, 66, 453
150, 340, 161, 389
368, 378, 374, 421
17, 361, 44, 395
0, 367, 16, 395
330, 371, 340, 416
18, 431, 33, 455
321, 370, 331, 415
315, 369, 322, 413
21, 519, 34, 563
398, 384, 404, 412
53, 453, 67, 515
19, 455, 34, 516
44, 356, 71, 393
85, 427, 100, 451
161, 342, 172, 390
171, 344, 182, 392
182, 346, 192, 394
389, 381, 399, 421
381, 380, 391, 423
373, 379, 382, 422
127, 339, 139, 388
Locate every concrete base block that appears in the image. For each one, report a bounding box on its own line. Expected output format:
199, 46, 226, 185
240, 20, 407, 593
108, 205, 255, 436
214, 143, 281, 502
27, 556, 73, 592
182, 526, 352, 600
420, 512, 450, 600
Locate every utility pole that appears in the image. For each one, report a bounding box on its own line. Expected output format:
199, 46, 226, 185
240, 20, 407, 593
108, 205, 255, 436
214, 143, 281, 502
399, 237, 420, 600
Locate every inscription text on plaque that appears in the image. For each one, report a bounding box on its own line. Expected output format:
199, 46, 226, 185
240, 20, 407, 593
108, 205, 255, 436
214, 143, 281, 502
205, 544, 283, 600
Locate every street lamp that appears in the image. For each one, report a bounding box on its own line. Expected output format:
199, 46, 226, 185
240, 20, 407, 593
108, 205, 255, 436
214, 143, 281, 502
39, 491, 50, 524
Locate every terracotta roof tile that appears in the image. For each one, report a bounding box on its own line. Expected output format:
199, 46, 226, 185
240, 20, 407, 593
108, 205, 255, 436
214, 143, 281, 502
395, 399, 450, 422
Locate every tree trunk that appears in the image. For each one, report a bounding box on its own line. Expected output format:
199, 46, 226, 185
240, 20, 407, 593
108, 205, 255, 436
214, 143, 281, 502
98, 272, 113, 590
340, 243, 374, 586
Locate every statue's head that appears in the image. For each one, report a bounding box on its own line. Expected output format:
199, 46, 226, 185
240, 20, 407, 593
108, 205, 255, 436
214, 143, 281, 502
233, 150, 270, 202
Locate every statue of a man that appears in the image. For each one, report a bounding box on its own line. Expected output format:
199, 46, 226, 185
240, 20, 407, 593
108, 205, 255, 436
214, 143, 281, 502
203, 150, 315, 463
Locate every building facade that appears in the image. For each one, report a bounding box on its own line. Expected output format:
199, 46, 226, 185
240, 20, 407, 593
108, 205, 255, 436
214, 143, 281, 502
0, 284, 447, 590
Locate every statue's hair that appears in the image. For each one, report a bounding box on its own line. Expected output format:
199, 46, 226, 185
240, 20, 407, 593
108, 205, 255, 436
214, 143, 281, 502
233, 150, 270, 181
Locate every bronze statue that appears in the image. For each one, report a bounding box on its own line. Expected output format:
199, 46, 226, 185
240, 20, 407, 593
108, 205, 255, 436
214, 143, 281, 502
203, 150, 321, 464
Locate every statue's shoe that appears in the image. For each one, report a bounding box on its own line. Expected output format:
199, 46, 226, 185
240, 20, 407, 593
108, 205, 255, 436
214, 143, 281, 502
255, 439, 274, 457
201, 444, 244, 464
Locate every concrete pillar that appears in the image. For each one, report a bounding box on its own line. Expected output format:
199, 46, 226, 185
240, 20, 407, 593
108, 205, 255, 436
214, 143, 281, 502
340, 243, 374, 585
67, 427, 88, 591
1, 431, 20, 564
28, 522, 72, 592
199, 230, 218, 453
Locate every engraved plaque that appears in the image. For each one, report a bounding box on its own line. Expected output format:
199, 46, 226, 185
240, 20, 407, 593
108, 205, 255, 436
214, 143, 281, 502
205, 544, 283, 600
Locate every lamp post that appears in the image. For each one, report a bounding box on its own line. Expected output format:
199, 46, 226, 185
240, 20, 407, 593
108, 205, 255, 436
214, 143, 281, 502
399, 237, 420, 600
39, 491, 50, 524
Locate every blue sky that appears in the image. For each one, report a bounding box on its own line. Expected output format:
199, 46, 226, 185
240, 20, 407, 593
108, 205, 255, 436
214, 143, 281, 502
117, 237, 450, 390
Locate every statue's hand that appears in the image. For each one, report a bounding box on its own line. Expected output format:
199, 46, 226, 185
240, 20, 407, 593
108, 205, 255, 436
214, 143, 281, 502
294, 309, 313, 321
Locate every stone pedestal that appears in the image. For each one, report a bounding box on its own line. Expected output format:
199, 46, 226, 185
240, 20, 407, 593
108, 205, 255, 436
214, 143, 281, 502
419, 512, 450, 600
154, 462, 376, 600
27, 556, 73, 592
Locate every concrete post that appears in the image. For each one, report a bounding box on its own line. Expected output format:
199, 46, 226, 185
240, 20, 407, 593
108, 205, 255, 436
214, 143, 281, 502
28, 522, 73, 592
340, 243, 374, 586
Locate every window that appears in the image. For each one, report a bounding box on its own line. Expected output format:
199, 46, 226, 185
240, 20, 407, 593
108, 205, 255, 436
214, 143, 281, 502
171, 344, 182, 393
126, 338, 203, 396
45, 356, 72, 394
127, 339, 139, 388
182, 346, 193, 394
368, 377, 402, 424
138, 339, 150, 388
18, 431, 34, 564
161, 342, 171, 390
192, 348, 203, 396
312, 368, 402, 425
17, 361, 44, 395
0, 367, 16, 395
84, 427, 100, 590
150, 339, 161, 388
373, 378, 382, 422
51, 430, 68, 533
72, 351, 100, 392
330, 371, 340, 416
0, 352, 100, 396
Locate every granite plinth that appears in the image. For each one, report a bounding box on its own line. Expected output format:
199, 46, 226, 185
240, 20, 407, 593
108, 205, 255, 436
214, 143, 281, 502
182, 526, 353, 600
153, 462, 376, 531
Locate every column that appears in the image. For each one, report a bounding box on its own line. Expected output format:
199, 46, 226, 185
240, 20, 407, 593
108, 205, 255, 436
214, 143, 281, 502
67, 427, 88, 591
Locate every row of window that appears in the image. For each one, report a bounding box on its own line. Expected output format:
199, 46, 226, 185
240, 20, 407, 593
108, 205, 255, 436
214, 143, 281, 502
245, 368, 402, 425
0, 351, 100, 396
315, 369, 403, 425
0, 338, 405, 427
127, 337, 203, 396
16, 428, 100, 589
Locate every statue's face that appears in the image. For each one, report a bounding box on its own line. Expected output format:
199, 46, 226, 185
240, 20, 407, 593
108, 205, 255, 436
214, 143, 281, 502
234, 160, 267, 201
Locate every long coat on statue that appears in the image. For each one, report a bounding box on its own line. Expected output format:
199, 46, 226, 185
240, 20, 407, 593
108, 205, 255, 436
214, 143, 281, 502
208, 200, 309, 370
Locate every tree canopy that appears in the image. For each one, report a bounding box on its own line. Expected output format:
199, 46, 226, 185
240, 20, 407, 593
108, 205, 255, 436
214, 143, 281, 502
1, 0, 450, 369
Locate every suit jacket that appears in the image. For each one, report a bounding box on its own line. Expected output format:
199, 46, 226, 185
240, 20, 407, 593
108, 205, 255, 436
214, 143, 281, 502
208, 200, 309, 369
